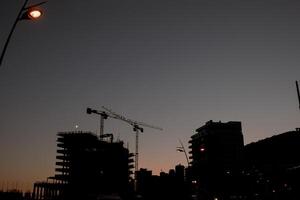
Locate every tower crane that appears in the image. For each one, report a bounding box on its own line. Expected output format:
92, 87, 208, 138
86, 107, 120, 139
101, 106, 163, 174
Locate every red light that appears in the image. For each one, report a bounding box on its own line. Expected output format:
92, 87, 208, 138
200, 147, 205, 152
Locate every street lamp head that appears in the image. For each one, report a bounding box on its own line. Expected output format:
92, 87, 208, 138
28, 9, 42, 19
20, 8, 43, 20
0, 0, 47, 66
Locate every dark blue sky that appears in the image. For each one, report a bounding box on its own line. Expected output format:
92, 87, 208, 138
1, 0, 300, 191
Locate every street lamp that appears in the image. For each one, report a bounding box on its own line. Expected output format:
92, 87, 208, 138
176, 139, 190, 167
0, 0, 47, 66
25, 9, 43, 20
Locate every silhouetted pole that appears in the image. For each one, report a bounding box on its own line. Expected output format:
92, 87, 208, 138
134, 128, 139, 191
177, 139, 190, 167
0, 0, 46, 66
133, 126, 143, 175
0, 0, 28, 66
100, 114, 105, 139
296, 81, 300, 110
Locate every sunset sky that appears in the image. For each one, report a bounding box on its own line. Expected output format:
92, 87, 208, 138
1, 0, 300, 191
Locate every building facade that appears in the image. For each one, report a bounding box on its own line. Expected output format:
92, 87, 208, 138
33, 131, 134, 200
242, 128, 300, 199
188, 120, 244, 199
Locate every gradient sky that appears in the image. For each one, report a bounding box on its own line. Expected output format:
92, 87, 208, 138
1, 0, 300, 191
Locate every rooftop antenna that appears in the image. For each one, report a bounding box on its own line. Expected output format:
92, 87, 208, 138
296, 81, 300, 110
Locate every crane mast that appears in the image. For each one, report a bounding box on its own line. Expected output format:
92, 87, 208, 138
133, 124, 143, 174
101, 106, 162, 176
86, 107, 119, 139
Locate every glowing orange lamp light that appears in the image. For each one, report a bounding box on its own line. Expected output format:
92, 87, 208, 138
28, 9, 42, 19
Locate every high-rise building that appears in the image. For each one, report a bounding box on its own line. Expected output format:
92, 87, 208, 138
188, 120, 244, 199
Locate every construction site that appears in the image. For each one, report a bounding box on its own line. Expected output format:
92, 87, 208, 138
32, 131, 134, 200
30, 106, 162, 200
9, 84, 300, 200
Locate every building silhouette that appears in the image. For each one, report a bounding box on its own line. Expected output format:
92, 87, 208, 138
29, 123, 300, 200
0, 190, 25, 200
244, 128, 300, 173
135, 165, 187, 200
32, 131, 134, 200
242, 128, 300, 199
188, 120, 244, 199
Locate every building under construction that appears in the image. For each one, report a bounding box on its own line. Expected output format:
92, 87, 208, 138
32, 131, 134, 200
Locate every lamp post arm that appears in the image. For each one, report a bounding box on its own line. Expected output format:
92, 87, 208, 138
24, 1, 47, 10
178, 139, 190, 167
0, 0, 29, 66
